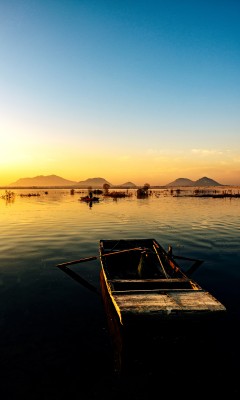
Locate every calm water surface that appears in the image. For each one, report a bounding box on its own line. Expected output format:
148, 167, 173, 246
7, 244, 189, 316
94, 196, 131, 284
1, 188, 240, 399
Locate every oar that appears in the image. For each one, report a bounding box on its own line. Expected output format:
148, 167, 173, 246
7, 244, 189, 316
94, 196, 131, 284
56, 256, 98, 268
56, 247, 143, 268
57, 264, 100, 295
182, 259, 204, 276
55, 246, 144, 295
170, 254, 204, 276
167, 245, 204, 276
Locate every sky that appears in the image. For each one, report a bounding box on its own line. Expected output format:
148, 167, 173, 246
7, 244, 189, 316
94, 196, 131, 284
0, 0, 240, 186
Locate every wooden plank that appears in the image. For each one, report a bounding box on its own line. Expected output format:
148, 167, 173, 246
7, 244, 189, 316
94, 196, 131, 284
113, 291, 226, 313
109, 278, 191, 283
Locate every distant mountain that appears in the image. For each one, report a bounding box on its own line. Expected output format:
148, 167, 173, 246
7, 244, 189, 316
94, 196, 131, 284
7, 174, 222, 188
166, 176, 222, 187
194, 177, 222, 186
78, 177, 112, 188
167, 178, 194, 187
8, 175, 113, 188
119, 181, 137, 188
9, 174, 77, 187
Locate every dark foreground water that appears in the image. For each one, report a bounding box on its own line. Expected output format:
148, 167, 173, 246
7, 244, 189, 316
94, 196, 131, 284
1, 188, 240, 399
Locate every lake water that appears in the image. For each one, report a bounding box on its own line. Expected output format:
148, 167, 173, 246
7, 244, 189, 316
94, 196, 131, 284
1, 187, 240, 399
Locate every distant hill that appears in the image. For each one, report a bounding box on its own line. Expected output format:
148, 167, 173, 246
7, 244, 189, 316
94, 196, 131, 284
194, 177, 222, 186
7, 174, 222, 188
167, 178, 194, 187
118, 181, 137, 188
8, 175, 113, 188
166, 176, 222, 187
9, 175, 77, 187
78, 177, 112, 188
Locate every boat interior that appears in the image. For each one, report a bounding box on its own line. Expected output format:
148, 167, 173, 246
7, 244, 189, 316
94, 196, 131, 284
100, 239, 197, 291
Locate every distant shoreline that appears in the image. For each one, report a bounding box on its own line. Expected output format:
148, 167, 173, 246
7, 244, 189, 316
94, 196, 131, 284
1, 184, 239, 190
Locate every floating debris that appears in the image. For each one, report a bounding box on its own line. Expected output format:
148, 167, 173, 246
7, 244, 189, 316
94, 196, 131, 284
19, 193, 40, 197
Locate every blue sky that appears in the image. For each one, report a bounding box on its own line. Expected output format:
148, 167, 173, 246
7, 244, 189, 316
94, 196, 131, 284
0, 0, 240, 185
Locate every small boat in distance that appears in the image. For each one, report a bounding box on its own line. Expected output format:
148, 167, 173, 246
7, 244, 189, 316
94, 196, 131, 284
79, 195, 100, 202
99, 238, 226, 327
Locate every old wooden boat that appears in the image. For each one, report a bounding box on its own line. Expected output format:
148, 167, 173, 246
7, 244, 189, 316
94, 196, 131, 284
99, 238, 226, 327
56, 239, 227, 374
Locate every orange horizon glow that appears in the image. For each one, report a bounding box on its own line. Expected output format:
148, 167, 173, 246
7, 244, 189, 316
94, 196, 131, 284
1, 153, 240, 187
1, 2, 239, 187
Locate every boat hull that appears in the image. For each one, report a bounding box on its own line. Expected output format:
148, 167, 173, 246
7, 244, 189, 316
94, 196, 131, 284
99, 238, 226, 327
99, 238, 227, 375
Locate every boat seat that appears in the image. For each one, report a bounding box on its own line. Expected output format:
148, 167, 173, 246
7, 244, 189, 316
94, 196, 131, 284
109, 278, 194, 291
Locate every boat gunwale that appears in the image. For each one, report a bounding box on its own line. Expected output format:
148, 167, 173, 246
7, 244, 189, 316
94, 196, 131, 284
99, 238, 227, 326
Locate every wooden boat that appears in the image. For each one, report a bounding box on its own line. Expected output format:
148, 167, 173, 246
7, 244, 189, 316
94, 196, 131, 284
99, 238, 226, 327
55, 241, 236, 387
56, 239, 227, 374
79, 195, 99, 202
99, 238, 227, 374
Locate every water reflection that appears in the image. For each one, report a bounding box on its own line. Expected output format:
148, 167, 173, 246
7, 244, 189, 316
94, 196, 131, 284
0, 189, 16, 205
1, 187, 240, 397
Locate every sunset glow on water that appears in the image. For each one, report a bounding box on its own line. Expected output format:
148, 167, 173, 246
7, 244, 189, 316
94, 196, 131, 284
1, 188, 240, 397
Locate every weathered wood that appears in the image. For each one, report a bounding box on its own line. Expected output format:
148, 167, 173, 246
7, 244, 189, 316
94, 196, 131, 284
109, 278, 191, 283
99, 238, 227, 326
114, 291, 226, 312
153, 244, 169, 278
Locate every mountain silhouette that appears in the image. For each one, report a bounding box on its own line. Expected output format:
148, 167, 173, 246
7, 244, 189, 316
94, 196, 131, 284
194, 177, 222, 186
166, 178, 194, 187
167, 176, 222, 187
78, 177, 112, 187
7, 174, 222, 188
8, 175, 113, 188
9, 175, 77, 187
119, 181, 137, 188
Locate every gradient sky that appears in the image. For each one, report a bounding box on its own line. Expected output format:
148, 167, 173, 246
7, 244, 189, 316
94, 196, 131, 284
1, 0, 240, 186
